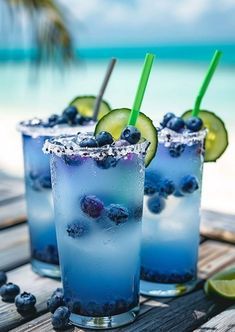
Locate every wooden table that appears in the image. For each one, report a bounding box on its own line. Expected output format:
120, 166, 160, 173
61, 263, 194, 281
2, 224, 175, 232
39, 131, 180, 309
1, 174, 235, 332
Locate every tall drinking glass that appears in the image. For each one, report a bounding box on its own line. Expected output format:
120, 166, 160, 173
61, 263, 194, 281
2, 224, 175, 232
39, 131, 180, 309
45, 133, 148, 329
18, 120, 95, 278
141, 127, 206, 297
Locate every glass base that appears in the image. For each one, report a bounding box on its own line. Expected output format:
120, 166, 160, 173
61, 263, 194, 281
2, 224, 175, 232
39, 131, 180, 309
31, 259, 60, 279
69, 306, 139, 329
140, 279, 197, 297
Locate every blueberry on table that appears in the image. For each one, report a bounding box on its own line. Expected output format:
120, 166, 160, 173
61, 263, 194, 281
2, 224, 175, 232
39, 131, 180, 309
147, 194, 165, 214
0, 271, 7, 287
79, 137, 98, 148
185, 116, 203, 132
158, 179, 175, 197
51, 306, 70, 330
81, 195, 104, 218
96, 131, 114, 146
169, 142, 185, 158
15, 292, 36, 312
62, 106, 78, 124
0, 282, 20, 302
179, 175, 199, 194
96, 156, 117, 169
121, 125, 141, 144
67, 221, 89, 238
47, 292, 65, 313
166, 117, 185, 132
106, 204, 129, 224
161, 112, 175, 127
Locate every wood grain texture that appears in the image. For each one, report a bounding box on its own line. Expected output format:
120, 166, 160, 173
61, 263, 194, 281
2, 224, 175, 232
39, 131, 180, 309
0, 198, 26, 229
0, 265, 61, 332
194, 305, 235, 332
0, 224, 30, 271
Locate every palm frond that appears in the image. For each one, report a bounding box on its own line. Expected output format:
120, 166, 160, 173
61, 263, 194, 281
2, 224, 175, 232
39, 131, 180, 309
6, 0, 75, 65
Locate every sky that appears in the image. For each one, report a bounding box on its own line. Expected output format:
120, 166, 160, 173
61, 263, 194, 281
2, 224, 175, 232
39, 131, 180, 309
1, 0, 235, 49
58, 0, 235, 47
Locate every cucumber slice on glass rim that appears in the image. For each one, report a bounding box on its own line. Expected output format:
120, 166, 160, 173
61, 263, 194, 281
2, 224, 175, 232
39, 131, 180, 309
70, 96, 111, 120
182, 110, 228, 162
94, 108, 158, 167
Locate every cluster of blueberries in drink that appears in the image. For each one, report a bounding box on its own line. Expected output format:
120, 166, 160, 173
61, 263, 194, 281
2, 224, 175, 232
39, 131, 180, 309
145, 172, 199, 215
67, 194, 138, 239
141, 266, 195, 284
28, 170, 52, 191
24, 106, 93, 128
32, 245, 59, 265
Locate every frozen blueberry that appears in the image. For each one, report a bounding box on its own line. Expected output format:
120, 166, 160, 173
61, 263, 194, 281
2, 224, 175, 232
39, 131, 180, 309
147, 194, 165, 214
179, 175, 199, 194
62, 106, 77, 124
0, 282, 20, 302
96, 131, 114, 146
39, 175, 51, 189
161, 112, 175, 127
79, 137, 98, 148
81, 195, 104, 218
47, 292, 65, 313
185, 116, 203, 132
0, 271, 7, 287
15, 292, 36, 312
166, 117, 185, 132
144, 172, 158, 196
96, 156, 117, 169
121, 125, 141, 144
51, 306, 70, 330
67, 221, 89, 238
158, 179, 175, 197
106, 204, 129, 224
169, 142, 185, 157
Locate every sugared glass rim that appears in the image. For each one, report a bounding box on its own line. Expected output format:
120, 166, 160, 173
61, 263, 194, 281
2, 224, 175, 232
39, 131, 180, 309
157, 127, 207, 144
17, 118, 95, 138
43, 133, 150, 160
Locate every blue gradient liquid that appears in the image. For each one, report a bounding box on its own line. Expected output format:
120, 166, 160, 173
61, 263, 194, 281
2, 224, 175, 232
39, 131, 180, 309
22, 134, 59, 277
141, 133, 204, 296
50, 152, 145, 321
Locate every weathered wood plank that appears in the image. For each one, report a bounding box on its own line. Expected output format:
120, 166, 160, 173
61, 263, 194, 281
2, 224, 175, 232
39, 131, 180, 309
201, 209, 235, 244
194, 304, 235, 332
0, 265, 61, 332
0, 224, 30, 271
7, 240, 235, 332
0, 198, 26, 229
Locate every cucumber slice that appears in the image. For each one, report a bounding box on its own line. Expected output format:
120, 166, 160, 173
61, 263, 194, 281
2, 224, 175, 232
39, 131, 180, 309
94, 108, 158, 167
70, 96, 111, 120
182, 110, 228, 162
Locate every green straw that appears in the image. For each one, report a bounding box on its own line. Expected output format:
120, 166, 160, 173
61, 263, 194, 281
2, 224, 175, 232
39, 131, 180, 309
192, 50, 222, 117
128, 53, 155, 126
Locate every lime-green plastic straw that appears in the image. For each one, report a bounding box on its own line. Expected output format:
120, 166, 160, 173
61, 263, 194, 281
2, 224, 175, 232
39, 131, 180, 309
192, 50, 222, 117
128, 53, 155, 126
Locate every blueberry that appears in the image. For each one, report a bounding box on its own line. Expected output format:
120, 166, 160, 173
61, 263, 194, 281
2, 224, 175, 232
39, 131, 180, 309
0, 271, 7, 287
179, 175, 199, 194
80, 195, 104, 218
144, 172, 158, 196
79, 137, 98, 148
56, 115, 67, 125
77, 115, 92, 126
106, 204, 129, 224
39, 175, 51, 189
52, 288, 64, 298
169, 142, 185, 157
0, 282, 20, 302
51, 306, 70, 330
147, 194, 165, 214
121, 125, 141, 144
48, 114, 59, 124
96, 131, 114, 147
158, 179, 175, 197
161, 112, 175, 127
96, 156, 117, 169
185, 116, 203, 132
63, 155, 83, 166
62, 106, 78, 124
15, 292, 36, 312
166, 117, 185, 132
67, 221, 89, 238
47, 292, 65, 313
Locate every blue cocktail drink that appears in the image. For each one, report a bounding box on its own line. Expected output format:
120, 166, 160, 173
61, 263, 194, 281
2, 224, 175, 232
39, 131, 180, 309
141, 125, 206, 297
18, 112, 96, 278
44, 133, 148, 329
